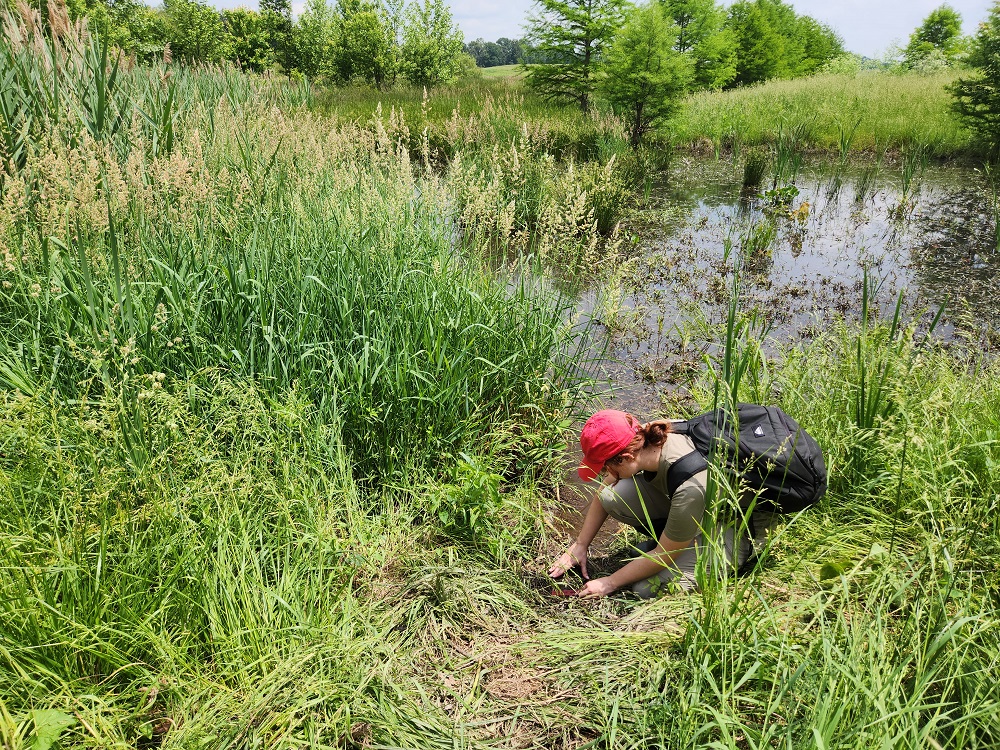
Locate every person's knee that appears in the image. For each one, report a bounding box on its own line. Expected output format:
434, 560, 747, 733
599, 480, 640, 520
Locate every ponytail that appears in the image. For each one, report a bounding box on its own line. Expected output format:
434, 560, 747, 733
606, 418, 671, 467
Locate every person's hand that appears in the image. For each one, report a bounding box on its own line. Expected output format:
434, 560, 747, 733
549, 542, 589, 580
577, 577, 618, 598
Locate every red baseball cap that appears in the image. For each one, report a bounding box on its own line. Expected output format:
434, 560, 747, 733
578, 410, 641, 482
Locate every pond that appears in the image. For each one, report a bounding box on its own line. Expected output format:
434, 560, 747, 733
586, 154, 1000, 416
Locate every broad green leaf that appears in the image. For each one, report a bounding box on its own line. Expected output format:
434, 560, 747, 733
30, 710, 76, 750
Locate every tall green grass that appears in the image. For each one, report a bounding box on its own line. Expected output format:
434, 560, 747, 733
644, 279, 1000, 749
2, 9, 999, 750
675, 71, 974, 158
0, 11, 597, 747
313, 77, 630, 166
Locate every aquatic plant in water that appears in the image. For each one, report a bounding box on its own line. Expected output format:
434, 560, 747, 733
741, 145, 769, 193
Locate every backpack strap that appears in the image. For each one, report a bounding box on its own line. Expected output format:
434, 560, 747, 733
666, 450, 709, 497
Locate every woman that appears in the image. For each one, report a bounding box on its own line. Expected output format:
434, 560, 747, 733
549, 409, 771, 599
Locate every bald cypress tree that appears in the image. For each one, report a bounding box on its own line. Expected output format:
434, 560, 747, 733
523, 0, 630, 113
601, 3, 692, 146
951, 2, 1000, 158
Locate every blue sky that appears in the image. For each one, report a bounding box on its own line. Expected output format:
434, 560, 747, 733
211, 1, 996, 59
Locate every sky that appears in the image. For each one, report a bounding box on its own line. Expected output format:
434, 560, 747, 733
453, 1, 996, 58
215, 1, 996, 60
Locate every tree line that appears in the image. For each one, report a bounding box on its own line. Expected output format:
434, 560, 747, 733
15, 0, 999, 157
520, 0, 1000, 152
25, 0, 467, 86
524, 0, 844, 108
464, 37, 524, 68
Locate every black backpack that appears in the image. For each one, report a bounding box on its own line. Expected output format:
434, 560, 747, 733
667, 403, 827, 514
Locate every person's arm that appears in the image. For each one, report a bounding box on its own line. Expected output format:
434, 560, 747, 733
548, 495, 609, 580
577, 532, 694, 598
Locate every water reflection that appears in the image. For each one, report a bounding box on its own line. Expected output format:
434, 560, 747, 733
591, 155, 999, 414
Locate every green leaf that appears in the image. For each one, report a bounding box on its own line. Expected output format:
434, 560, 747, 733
30, 710, 76, 750
819, 561, 845, 581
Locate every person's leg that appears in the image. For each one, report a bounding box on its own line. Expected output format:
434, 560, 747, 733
631, 518, 759, 598
598, 476, 668, 539
631, 540, 699, 597
737, 510, 780, 575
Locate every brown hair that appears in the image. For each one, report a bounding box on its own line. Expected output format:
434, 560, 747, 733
605, 419, 672, 467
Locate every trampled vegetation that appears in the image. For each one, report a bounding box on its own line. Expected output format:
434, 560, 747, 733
2, 4, 1000, 750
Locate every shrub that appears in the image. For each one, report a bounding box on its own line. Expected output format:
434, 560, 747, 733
951, 1, 1000, 158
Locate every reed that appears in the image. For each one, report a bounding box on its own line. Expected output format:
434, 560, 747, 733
854, 148, 884, 203
771, 120, 806, 188
900, 140, 929, 199
2, 10, 999, 750
741, 145, 769, 192
988, 164, 1000, 252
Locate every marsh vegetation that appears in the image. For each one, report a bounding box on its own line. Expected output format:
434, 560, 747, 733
2, 5, 1000, 750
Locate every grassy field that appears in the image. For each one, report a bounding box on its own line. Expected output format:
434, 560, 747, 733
478, 64, 523, 79
2, 13, 999, 750
673, 70, 973, 157
314, 68, 976, 162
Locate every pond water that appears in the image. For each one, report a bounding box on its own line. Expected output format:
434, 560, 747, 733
587, 154, 1000, 416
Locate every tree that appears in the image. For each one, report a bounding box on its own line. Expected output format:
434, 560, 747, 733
399, 0, 464, 87
660, 0, 736, 89
465, 37, 524, 67
85, 0, 166, 60
661, 0, 716, 52
951, 2, 1000, 157
496, 37, 524, 65
163, 0, 230, 63
724, 0, 841, 86
523, 0, 630, 113
293, 0, 335, 78
904, 4, 964, 68
331, 1, 398, 86
795, 16, 843, 75
465, 38, 502, 67
726, 1, 787, 85
223, 8, 273, 72
260, 0, 295, 74
601, 2, 692, 146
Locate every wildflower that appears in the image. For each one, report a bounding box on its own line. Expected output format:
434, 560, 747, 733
29, 282, 41, 298
2, 281, 11, 289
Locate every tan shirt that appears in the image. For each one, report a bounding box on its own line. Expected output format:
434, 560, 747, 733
643, 430, 708, 542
